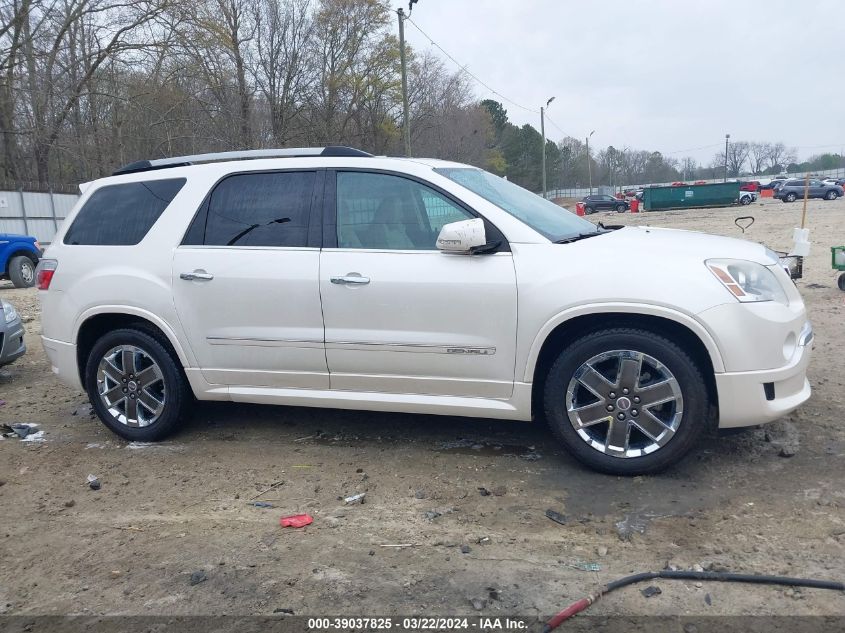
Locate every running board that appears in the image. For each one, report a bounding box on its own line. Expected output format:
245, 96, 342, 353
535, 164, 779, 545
220, 384, 532, 421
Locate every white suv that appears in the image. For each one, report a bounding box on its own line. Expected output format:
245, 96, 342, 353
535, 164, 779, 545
36, 147, 813, 475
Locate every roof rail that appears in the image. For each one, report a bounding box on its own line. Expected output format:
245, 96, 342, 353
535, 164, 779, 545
112, 146, 373, 176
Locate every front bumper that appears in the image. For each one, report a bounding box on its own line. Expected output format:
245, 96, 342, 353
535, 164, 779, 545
0, 318, 26, 366
41, 335, 83, 390
716, 322, 813, 428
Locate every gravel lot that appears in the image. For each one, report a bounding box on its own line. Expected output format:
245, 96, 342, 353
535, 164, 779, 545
1, 196, 844, 623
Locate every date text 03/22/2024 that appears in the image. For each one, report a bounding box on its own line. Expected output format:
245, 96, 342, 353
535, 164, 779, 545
306, 617, 530, 630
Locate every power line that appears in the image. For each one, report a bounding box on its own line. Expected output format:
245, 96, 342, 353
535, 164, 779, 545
405, 17, 540, 115
543, 114, 571, 139
662, 143, 723, 155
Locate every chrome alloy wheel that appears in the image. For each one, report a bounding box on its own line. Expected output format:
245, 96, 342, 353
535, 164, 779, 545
565, 350, 683, 458
97, 345, 166, 427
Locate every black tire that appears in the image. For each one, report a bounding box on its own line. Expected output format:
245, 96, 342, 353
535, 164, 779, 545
8, 255, 35, 288
543, 327, 709, 475
615, 203, 627, 213
85, 328, 190, 442
825, 190, 838, 200
585, 206, 595, 215
838, 273, 845, 292
785, 192, 797, 202
739, 196, 751, 205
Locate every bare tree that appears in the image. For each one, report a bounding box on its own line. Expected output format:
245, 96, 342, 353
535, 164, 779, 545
253, 0, 312, 146
766, 142, 797, 173
713, 141, 750, 178
748, 142, 771, 174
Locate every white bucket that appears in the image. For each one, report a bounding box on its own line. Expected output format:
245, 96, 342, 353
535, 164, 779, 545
790, 227, 811, 256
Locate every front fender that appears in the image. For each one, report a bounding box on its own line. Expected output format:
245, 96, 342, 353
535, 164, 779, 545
522, 302, 725, 383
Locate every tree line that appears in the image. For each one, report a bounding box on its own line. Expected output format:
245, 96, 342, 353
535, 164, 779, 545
0, 0, 491, 187
1, 0, 839, 192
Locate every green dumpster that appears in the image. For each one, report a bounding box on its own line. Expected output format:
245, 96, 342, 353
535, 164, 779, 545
643, 182, 741, 211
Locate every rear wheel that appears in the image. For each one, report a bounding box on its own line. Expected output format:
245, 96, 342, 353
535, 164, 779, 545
838, 273, 845, 291
543, 328, 708, 475
8, 256, 35, 288
825, 190, 838, 200
85, 328, 189, 441
739, 195, 751, 205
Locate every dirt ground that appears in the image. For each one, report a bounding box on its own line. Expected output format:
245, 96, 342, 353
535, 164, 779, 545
1, 195, 844, 625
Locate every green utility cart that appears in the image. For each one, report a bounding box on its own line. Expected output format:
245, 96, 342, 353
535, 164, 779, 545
832, 246, 845, 291
643, 182, 741, 211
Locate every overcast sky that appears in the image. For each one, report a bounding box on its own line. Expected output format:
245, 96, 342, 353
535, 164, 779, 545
404, 0, 845, 165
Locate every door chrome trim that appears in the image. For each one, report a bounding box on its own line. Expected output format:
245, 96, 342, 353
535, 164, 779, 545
206, 336, 324, 348
326, 341, 496, 355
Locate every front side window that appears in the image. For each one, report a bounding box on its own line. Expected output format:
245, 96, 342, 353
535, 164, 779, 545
336, 172, 473, 250
64, 178, 185, 245
435, 167, 596, 242
202, 171, 315, 247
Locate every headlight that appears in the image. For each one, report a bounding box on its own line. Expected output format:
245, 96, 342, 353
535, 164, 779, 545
2, 299, 18, 323
706, 259, 788, 304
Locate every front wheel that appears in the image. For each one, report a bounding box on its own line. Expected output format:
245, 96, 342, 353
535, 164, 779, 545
838, 273, 845, 291
825, 190, 838, 200
8, 255, 35, 288
85, 328, 190, 441
785, 192, 797, 202
739, 196, 751, 205
615, 204, 627, 212
543, 328, 709, 475
585, 206, 595, 215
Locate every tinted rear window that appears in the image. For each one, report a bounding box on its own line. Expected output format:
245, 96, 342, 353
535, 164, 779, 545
186, 171, 316, 247
64, 179, 185, 245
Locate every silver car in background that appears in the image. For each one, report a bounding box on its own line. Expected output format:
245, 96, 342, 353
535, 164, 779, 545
1, 299, 26, 367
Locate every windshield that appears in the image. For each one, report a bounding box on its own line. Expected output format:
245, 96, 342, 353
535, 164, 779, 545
434, 167, 597, 241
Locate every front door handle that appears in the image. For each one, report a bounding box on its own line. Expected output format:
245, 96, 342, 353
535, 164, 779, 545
180, 270, 214, 281
330, 273, 370, 285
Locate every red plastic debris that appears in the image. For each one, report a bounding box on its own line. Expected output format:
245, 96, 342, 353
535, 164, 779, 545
280, 513, 313, 528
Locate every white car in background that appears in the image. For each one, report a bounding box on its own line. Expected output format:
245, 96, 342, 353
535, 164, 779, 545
36, 147, 813, 475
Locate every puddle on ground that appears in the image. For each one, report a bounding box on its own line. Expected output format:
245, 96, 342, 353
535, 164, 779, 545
437, 438, 541, 460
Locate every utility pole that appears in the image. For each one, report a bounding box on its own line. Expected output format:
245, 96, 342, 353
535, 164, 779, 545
586, 130, 595, 195
397, 2, 417, 158
540, 96, 554, 198
724, 133, 730, 182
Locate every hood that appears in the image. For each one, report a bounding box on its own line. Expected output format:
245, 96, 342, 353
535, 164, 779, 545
593, 226, 776, 264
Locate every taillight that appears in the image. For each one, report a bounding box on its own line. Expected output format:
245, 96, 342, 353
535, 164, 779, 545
35, 259, 58, 290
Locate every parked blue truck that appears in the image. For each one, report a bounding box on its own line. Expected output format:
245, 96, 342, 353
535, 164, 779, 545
0, 233, 40, 287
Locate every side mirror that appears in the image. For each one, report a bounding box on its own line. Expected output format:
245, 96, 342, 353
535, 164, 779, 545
436, 218, 487, 254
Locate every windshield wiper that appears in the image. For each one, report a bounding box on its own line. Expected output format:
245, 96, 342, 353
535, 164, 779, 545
554, 231, 604, 244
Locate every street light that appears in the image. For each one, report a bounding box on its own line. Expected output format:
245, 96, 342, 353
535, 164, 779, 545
540, 96, 555, 198
586, 130, 595, 195
724, 133, 730, 182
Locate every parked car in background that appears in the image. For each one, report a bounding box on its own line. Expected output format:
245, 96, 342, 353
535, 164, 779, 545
775, 179, 844, 202
37, 146, 813, 475
0, 299, 26, 367
1, 233, 41, 288
738, 190, 758, 205
760, 178, 788, 191
822, 177, 845, 187
581, 194, 629, 214
739, 181, 760, 192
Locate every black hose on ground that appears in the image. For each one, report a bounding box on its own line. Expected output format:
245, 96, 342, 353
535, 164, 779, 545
544, 570, 845, 632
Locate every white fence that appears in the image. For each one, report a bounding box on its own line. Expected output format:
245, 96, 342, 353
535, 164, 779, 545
0, 190, 80, 244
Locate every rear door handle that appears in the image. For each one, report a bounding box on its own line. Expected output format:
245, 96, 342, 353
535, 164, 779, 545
180, 270, 214, 281
330, 274, 370, 285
